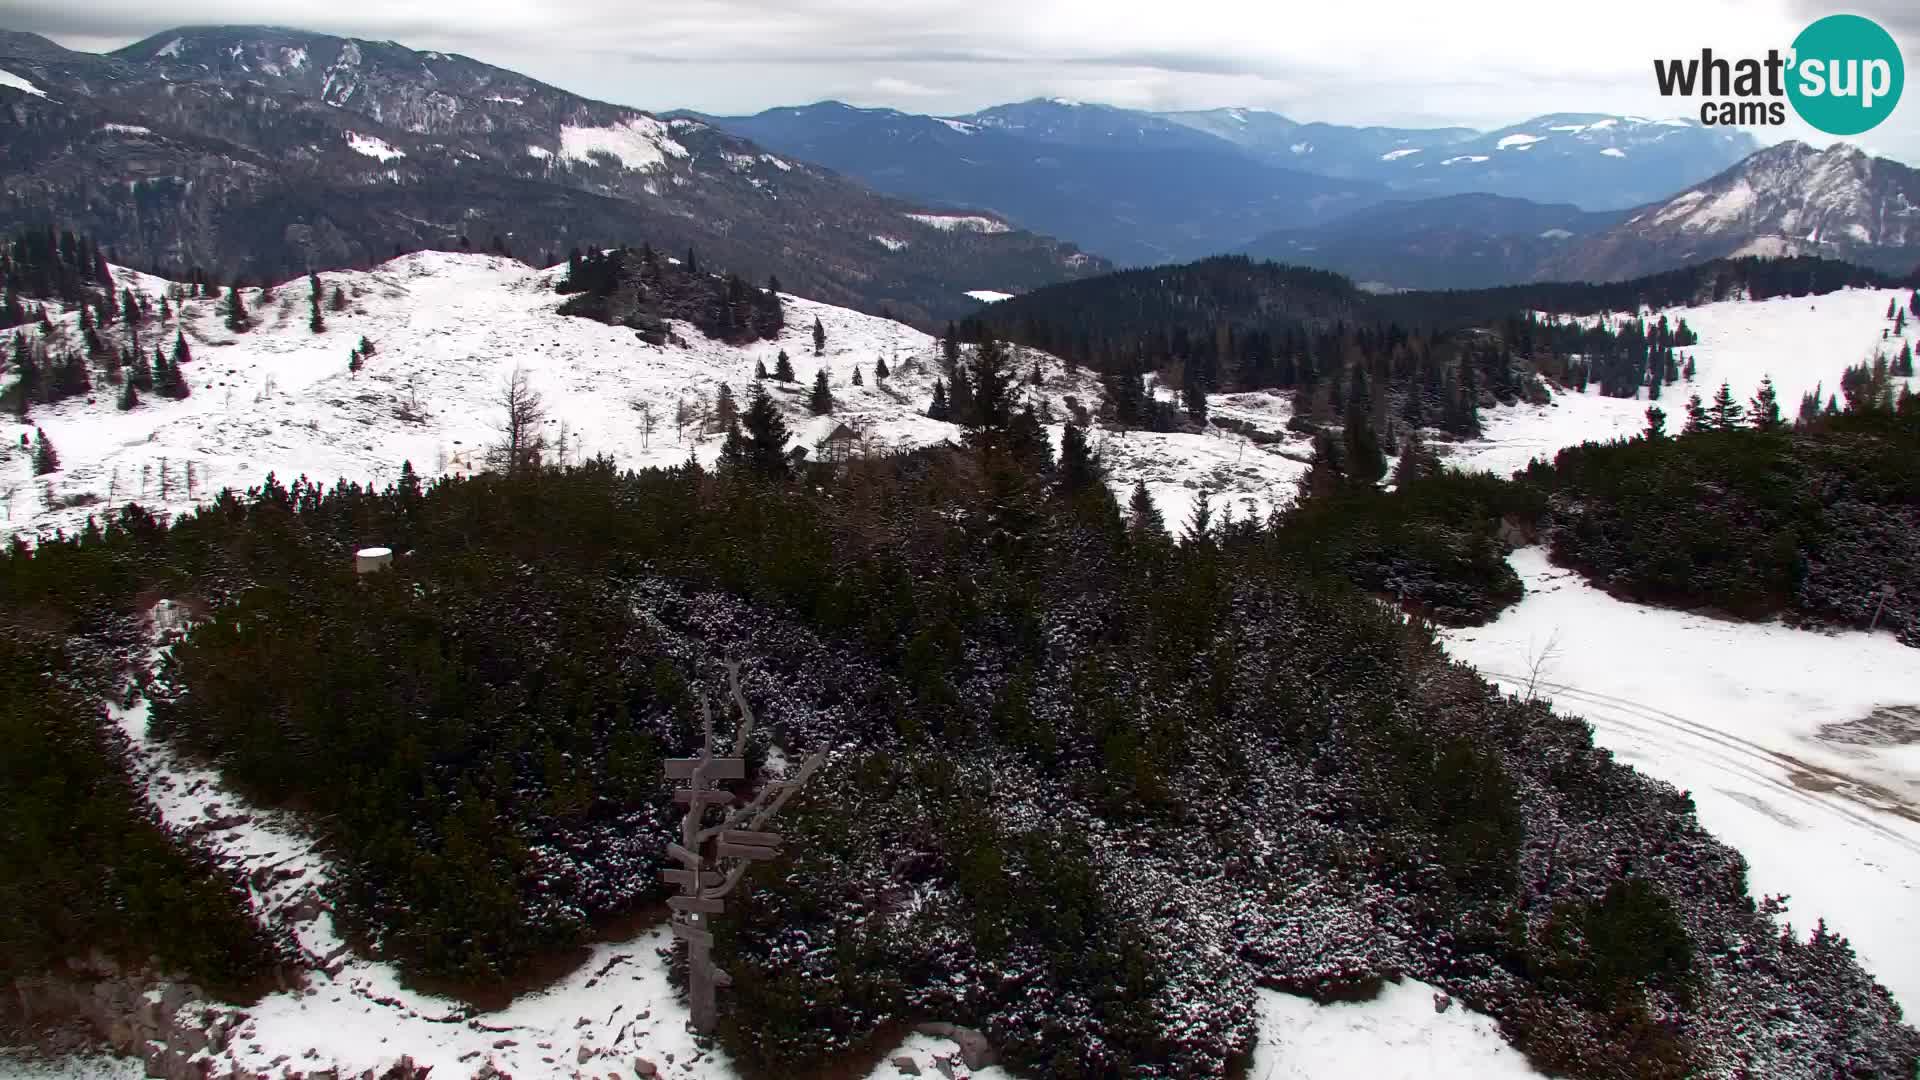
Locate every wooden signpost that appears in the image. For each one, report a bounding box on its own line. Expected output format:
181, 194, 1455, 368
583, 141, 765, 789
663, 661, 826, 1034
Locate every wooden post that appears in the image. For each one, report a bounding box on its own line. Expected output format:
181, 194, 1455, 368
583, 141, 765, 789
1869, 584, 1896, 632
663, 661, 825, 1035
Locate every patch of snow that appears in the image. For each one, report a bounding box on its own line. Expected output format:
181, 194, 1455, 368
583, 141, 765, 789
3, 255, 1314, 554
965, 290, 1013, 303
0, 67, 48, 97
903, 213, 1010, 234
100, 123, 153, 135
1548, 123, 1589, 133
344, 131, 406, 162
1653, 117, 1695, 127
1380, 148, 1422, 161
557, 117, 688, 172
1587, 117, 1619, 130
871, 235, 909, 251
759, 153, 792, 171
484, 94, 525, 105
1440, 154, 1490, 165
1537, 228, 1574, 240
1252, 979, 1545, 1078
1496, 133, 1544, 150
154, 36, 185, 59
1443, 548, 1920, 1014
1290, 141, 1313, 154
1446, 287, 1918, 477
525, 144, 552, 160
282, 46, 308, 70
1600, 147, 1627, 158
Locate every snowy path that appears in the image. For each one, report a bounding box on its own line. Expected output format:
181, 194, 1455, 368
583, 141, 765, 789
1443, 549, 1920, 1013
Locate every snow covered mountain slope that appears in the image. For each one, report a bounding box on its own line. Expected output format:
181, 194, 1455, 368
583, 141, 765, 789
1447, 284, 1919, 476
0, 28, 1101, 323
1444, 548, 1920, 1014
1548, 142, 1920, 282
2, 253, 1313, 541
8, 257, 1912, 541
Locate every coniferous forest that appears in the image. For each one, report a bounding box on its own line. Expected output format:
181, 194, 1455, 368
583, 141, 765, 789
4, 392, 1917, 1076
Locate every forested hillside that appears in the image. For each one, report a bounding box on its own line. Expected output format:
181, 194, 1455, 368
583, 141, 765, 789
4, 413, 1916, 1077
1523, 407, 1920, 645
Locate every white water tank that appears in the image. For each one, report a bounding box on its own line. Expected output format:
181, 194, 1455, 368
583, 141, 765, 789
355, 546, 394, 574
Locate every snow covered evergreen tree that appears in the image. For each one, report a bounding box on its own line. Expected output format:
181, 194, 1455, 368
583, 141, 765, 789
809, 368, 833, 415
31, 427, 57, 474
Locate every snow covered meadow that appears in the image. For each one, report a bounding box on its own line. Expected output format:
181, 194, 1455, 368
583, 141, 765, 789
2, 253, 1312, 545
1443, 549, 1920, 1015
1447, 285, 1918, 476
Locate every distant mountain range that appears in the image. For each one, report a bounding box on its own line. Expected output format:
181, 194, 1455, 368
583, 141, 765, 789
671, 100, 1384, 267
1243, 194, 1629, 291
0, 27, 1103, 322
1249, 142, 1920, 289
687, 98, 1760, 266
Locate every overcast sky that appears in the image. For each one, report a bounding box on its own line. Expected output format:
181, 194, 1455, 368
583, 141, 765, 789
6, 0, 1915, 161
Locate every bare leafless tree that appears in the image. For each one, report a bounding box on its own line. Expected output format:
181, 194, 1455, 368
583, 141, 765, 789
490, 365, 547, 475
1522, 627, 1564, 703
637, 400, 658, 450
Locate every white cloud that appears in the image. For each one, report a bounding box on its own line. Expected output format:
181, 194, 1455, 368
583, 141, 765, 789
5, 0, 1915, 163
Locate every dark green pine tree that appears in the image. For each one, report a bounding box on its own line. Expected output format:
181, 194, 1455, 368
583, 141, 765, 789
754, 358, 768, 380
1708, 381, 1745, 430
1127, 480, 1165, 538
173, 332, 192, 367
739, 383, 792, 479
330, 285, 347, 312
124, 346, 151, 392
358, 335, 375, 356
1183, 489, 1213, 546
1296, 430, 1348, 502
965, 338, 1015, 444
714, 383, 739, 430
31, 427, 58, 474
1058, 420, 1098, 493
1748, 376, 1782, 431
774, 350, 795, 383
949, 365, 976, 427
1391, 426, 1437, 486
1343, 402, 1386, 489
310, 291, 326, 334
225, 285, 249, 332
1181, 363, 1208, 425
1683, 393, 1709, 434
874, 355, 889, 380
926, 379, 950, 421
1896, 343, 1915, 378
811, 316, 826, 356
809, 368, 833, 415
1644, 405, 1667, 439
851, 365, 863, 387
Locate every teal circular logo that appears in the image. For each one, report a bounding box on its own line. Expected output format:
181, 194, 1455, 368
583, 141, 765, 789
1787, 14, 1903, 135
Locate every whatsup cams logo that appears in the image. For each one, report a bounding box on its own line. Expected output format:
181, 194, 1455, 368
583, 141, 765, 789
1653, 13, 1904, 134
